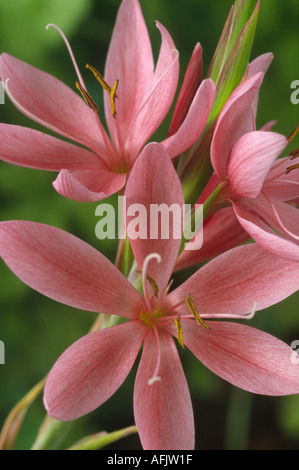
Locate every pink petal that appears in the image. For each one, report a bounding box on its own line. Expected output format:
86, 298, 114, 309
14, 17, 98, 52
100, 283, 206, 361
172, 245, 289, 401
53, 168, 127, 202
264, 157, 299, 201
0, 221, 143, 318
134, 329, 194, 450
0, 54, 107, 154
124, 22, 179, 163
167, 243, 299, 316
233, 201, 299, 261
175, 207, 249, 271
211, 72, 264, 180
249, 53, 274, 77
44, 321, 146, 420
0, 124, 103, 171
125, 143, 184, 298
162, 78, 215, 159
227, 131, 288, 198
104, 0, 154, 149
168, 42, 203, 136
176, 320, 299, 395
248, 53, 274, 119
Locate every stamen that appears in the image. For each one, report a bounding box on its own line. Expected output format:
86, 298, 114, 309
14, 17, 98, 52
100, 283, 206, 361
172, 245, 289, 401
287, 123, 299, 144
186, 293, 211, 330
46, 24, 116, 160
286, 147, 299, 174
46, 24, 86, 89
146, 274, 159, 298
147, 326, 162, 386
110, 79, 119, 118
75, 82, 99, 112
148, 376, 161, 385
137, 268, 160, 298
86, 64, 119, 118
200, 301, 257, 320
289, 147, 299, 160
164, 279, 174, 297
174, 316, 185, 348
286, 163, 299, 174
141, 254, 162, 313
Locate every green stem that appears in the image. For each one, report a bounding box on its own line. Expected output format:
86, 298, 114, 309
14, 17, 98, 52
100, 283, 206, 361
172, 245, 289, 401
31, 416, 73, 450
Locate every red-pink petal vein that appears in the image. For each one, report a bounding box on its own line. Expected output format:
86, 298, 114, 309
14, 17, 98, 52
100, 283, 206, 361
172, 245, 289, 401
0, 221, 143, 317
53, 168, 127, 202
0, 53, 107, 154
104, 0, 154, 147
162, 78, 215, 159
124, 21, 179, 161
0, 124, 103, 171
125, 143, 184, 297
134, 329, 194, 450
211, 72, 264, 180
167, 243, 299, 316
178, 320, 299, 396
227, 131, 288, 198
45, 321, 146, 420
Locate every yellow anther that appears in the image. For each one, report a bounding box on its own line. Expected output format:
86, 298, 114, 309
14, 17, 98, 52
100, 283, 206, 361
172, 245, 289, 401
137, 268, 159, 298
174, 316, 185, 349
186, 293, 211, 330
286, 163, 299, 174
75, 81, 99, 112
110, 79, 119, 118
289, 147, 299, 160
85, 64, 119, 118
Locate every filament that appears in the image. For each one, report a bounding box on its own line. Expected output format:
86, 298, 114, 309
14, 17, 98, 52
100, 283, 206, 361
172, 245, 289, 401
46, 24, 86, 89
141, 253, 161, 318
147, 325, 162, 385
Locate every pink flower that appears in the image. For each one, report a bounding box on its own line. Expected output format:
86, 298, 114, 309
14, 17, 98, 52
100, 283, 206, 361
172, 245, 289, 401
0, 143, 299, 450
0, 0, 215, 202
205, 71, 299, 261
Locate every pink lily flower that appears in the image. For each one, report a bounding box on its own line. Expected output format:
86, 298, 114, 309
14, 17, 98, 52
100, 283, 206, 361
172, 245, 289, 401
0, 143, 299, 450
0, 0, 215, 202
202, 70, 299, 262
174, 54, 277, 271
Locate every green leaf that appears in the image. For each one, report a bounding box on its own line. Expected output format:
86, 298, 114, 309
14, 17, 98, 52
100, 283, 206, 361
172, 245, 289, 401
67, 426, 138, 451
207, 1, 260, 126
208, 0, 258, 85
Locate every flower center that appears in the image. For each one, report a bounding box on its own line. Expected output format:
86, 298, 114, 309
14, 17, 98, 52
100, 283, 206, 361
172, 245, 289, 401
140, 307, 166, 329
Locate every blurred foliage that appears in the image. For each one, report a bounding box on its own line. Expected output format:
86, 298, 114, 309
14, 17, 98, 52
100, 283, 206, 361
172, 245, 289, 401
0, 0, 298, 450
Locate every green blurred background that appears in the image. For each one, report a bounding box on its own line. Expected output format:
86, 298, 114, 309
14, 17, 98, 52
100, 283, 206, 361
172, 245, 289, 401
0, 0, 298, 450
